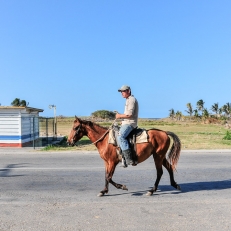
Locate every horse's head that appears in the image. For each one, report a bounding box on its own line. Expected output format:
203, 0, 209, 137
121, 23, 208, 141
67, 116, 84, 146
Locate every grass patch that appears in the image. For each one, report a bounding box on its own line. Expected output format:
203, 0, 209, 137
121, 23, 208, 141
40, 117, 231, 150
42, 144, 55, 151
41, 136, 97, 151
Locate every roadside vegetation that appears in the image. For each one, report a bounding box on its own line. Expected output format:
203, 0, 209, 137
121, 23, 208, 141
40, 100, 231, 151
169, 99, 231, 122
41, 117, 231, 152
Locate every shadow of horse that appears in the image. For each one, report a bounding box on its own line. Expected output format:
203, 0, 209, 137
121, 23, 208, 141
104, 179, 231, 197
0, 163, 28, 177
170, 179, 231, 193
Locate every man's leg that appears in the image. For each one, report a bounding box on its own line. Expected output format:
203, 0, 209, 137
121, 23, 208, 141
117, 124, 135, 166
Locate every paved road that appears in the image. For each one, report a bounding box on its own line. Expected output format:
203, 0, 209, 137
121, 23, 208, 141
0, 148, 230, 231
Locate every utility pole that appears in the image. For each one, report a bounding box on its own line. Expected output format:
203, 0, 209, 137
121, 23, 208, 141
49, 105, 57, 139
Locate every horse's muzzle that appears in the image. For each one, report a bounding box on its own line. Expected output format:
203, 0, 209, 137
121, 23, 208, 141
66, 140, 75, 147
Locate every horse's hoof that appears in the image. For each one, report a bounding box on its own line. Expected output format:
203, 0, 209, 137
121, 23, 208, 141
176, 185, 181, 191
146, 191, 153, 196
122, 185, 128, 191
97, 192, 104, 197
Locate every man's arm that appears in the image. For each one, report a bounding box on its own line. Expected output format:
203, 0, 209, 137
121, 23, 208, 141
116, 113, 132, 120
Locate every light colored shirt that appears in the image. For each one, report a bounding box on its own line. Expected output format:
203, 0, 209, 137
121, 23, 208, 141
122, 95, 139, 128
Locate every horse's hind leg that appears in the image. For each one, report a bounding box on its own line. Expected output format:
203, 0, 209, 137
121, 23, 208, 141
162, 157, 181, 190
146, 155, 163, 196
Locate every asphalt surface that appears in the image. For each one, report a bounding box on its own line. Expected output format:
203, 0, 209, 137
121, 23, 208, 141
0, 148, 230, 231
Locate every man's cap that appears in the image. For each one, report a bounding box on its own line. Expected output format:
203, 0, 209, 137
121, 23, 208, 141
118, 85, 131, 92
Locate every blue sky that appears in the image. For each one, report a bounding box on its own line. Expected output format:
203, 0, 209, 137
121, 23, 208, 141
0, 0, 230, 118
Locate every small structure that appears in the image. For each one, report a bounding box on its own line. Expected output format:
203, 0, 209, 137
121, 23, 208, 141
0, 106, 43, 147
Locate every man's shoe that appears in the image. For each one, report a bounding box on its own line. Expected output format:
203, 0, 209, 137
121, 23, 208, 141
120, 157, 128, 168
122, 149, 136, 166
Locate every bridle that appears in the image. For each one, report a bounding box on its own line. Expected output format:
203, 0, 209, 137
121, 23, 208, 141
71, 124, 82, 145
71, 119, 117, 147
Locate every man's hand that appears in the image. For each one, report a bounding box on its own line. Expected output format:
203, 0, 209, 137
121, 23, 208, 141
116, 113, 121, 119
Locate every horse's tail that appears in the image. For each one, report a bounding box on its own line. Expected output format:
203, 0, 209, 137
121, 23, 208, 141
166, 131, 181, 171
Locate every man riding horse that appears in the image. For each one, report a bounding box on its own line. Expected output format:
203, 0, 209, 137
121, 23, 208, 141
67, 85, 181, 196
116, 85, 139, 167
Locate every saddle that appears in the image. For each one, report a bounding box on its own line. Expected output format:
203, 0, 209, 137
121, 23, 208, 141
108, 124, 149, 163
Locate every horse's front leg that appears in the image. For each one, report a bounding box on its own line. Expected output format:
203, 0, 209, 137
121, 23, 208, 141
146, 155, 163, 196
97, 171, 110, 197
97, 162, 127, 197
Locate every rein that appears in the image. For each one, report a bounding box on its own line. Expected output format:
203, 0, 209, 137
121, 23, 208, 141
91, 129, 110, 145
73, 119, 117, 147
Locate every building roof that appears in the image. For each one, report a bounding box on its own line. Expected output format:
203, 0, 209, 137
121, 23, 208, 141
0, 106, 44, 112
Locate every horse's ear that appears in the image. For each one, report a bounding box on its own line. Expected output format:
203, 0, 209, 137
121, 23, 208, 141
74, 115, 79, 122
74, 116, 82, 123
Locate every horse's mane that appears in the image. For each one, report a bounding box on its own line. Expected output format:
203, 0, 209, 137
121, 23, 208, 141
80, 119, 109, 132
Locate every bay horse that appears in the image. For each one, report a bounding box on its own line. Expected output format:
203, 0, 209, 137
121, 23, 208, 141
67, 116, 181, 196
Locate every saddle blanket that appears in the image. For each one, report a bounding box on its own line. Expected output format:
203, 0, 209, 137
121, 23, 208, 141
108, 128, 149, 145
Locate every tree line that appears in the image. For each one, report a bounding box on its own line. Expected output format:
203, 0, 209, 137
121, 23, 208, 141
11, 98, 29, 107
169, 99, 231, 121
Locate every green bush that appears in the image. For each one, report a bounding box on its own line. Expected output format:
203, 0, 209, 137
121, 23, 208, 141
58, 136, 68, 146
223, 131, 231, 140
91, 110, 116, 119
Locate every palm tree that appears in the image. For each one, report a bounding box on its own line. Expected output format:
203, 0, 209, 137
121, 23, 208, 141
11, 98, 21, 106
202, 108, 210, 119
218, 107, 223, 117
11, 98, 28, 107
193, 109, 200, 121
211, 103, 219, 118
185, 103, 193, 120
20, 100, 27, 107
226, 103, 231, 118
196, 99, 205, 115
222, 103, 231, 119
169, 109, 175, 120
175, 111, 182, 121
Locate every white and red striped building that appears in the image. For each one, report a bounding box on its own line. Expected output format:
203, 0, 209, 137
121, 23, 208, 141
0, 106, 43, 147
